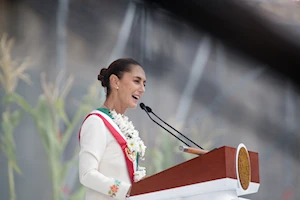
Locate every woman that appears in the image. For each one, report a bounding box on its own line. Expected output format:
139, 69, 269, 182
78, 58, 147, 200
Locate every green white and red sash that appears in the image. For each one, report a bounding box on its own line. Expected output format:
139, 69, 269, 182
79, 111, 135, 184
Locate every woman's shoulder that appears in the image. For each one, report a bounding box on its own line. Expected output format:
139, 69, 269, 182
82, 109, 114, 125
82, 110, 105, 125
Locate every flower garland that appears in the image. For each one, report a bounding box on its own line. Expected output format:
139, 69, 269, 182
110, 110, 146, 182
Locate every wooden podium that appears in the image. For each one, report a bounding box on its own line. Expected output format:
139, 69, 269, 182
129, 144, 260, 200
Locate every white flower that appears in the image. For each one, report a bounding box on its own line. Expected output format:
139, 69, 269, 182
123, 115, 129, 121
131, 130, 139, 138
134, 166, 146, 182
112, 112, 122, 123
127, 121, 135, 130
139, 141, 146, 157
127, 138, 138, 152
111, 109, 147, 183
110, 109, 146, 161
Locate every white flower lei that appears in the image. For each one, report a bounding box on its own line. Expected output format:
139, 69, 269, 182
110, 110, 146, 182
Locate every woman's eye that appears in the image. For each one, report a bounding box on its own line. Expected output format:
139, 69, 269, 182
134, 80, 139, 83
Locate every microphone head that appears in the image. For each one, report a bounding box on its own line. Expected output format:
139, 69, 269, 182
140, 103, 146, 110
145, 106, 152, 113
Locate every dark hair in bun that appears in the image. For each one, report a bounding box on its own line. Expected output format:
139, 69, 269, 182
97, 58, 141, 96
98, 68, 108, 87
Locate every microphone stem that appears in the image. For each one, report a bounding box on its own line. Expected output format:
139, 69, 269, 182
144, 111, 191, 147
150, 111, 204, 149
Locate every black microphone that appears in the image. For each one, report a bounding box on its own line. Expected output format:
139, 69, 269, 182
140, 103, 191, 147
140, 103, 149, 112
140, 103, 204, 150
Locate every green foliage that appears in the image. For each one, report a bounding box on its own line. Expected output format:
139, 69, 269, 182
6, 75, 103, 200
0, 33, 31, 200
0, 110, 22, 174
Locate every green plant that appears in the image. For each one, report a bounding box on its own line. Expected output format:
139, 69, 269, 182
6, 71, 104, 200
0, 34, 31, 200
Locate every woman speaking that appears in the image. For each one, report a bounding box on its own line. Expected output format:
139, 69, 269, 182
78, 58, 147, 200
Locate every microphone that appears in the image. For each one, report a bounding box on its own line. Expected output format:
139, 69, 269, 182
140, 103, 151, 113
140, 103, 191, 147
179, 146, 208, 155
140, 103, 204, 150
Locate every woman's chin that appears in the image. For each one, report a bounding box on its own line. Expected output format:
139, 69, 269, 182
129, 102, 138, 108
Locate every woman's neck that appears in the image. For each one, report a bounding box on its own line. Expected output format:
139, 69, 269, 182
102, 97, 126, 114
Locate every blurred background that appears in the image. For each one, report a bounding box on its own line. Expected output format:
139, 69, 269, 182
0, 0, 300, 199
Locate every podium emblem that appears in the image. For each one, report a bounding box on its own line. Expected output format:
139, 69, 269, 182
236, 143, 251, 190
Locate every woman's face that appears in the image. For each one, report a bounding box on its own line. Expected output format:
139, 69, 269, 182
118, 65, 146, 108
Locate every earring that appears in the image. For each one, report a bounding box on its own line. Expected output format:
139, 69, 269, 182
116, 86, 119, 90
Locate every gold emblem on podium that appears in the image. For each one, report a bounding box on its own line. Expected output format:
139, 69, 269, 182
236, 144, 251, 190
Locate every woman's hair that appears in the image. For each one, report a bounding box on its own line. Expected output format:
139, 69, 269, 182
98, 58, 141, 96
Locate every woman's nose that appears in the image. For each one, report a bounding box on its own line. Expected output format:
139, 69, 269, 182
140, 84, 145, 93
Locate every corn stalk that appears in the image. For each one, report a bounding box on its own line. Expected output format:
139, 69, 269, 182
5, 75, 103, 200
0, 34, 31, 200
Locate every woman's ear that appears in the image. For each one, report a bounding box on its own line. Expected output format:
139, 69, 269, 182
109, 74, 120, 90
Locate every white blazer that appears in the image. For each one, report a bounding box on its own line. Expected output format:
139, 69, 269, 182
79, 110, 132, 200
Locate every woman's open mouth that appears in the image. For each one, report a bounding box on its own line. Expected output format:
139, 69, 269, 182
132, 95, 140, 101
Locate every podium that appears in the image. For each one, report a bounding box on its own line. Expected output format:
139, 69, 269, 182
130, 144, 260, 200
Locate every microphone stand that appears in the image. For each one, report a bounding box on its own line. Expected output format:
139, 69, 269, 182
147, 106, 204, 150
140, 103, 210, 156
142, 109, 192, 147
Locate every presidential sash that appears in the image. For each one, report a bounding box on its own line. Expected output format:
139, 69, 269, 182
79, 112, 135, 184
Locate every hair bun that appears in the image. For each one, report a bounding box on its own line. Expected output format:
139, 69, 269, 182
98, 68, 108, 87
